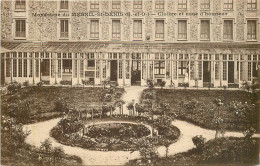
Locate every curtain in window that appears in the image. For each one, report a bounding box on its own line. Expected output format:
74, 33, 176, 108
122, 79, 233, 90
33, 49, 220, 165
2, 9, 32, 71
133, 20, 142, 38
155, 20, 164, 39
247, 20, 256, 40
91, 20, 99, 38
200, 20, 210, 40
178, 20, 187, 39
60, 20, 68, 38
112, 20, 121, 39
224, 20, 233, 40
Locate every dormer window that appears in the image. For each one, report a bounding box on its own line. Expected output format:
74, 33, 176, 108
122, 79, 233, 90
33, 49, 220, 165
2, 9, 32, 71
15, 0, 26, 10
60, 0, 68, 10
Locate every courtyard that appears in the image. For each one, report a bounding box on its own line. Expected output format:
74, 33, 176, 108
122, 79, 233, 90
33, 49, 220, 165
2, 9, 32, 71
1, 83, 259, 166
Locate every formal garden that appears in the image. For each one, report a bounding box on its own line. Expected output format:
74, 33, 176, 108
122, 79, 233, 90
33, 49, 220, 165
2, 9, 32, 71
1, 79, 259, 166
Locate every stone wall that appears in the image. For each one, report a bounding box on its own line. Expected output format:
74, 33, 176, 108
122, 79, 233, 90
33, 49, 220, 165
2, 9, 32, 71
1, 0, 259, 42
1, 0, 12, 40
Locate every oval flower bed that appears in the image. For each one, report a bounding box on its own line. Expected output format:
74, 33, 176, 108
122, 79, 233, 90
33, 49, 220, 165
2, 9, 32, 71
50, 115, 180, 151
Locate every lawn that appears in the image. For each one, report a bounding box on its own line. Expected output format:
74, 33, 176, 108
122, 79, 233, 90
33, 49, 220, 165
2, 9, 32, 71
126, 137, 259, 166
141, 89, 259, 131
1, 86, 124, 124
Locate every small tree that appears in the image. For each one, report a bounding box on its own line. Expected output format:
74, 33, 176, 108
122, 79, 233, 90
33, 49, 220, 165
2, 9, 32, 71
192, 135, 205, 150
23, 80, 29, 87
160, 139, 171, 158
52, 146, 64, 163
7, 81, 21, 94
127, 100, 135, 116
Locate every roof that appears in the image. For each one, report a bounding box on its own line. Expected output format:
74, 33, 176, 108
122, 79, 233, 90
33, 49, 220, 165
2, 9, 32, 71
1, 41, 260, 54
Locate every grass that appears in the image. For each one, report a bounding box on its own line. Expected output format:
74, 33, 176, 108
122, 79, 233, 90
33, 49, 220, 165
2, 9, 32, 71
126, 137, 259, 166
1, 86, 124, 124
141, 89, 259, 131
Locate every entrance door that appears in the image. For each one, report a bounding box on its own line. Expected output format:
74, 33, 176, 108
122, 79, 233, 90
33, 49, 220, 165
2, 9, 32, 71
41, 59, 50, 76
110, 60, 117, 81
131, 60, 141, 86
228, 61, 234, 83
203, 61, 211, 83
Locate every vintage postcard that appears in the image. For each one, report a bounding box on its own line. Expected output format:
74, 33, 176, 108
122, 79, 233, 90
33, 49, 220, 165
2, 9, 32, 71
1, 0, 259, 165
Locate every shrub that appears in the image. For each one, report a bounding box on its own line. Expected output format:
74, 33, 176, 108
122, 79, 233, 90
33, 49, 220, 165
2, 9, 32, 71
243, 127, 256, 140
192, 135, 205, 149
23, 80, 29, 87
53, 98, 69, 113
37, 81, 44, 87
147, 79, 154, 89
7, 81, 21, 94
159, 81, 166, 89
242, 81, 250, 92
60, 80, 72, 85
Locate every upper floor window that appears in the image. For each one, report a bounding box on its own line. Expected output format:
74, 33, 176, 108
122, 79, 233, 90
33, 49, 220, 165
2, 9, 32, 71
200, 0, 210, 9
15, 0, 26, 10
247, 20, 257, 40
60, 0, 68, 10
178, 0, 187, 9
155, 0, 165, 9
90, 1, 99, 10
112, 20, 121, 39
60, 20, 69, 39
178, 20, 187, 40
133, 0, 142, 9
224, 0, 233, 9
155, 20, 164, 40
247, 0, 257, 9
223, 20, 233, 40
15, 20, 26, 38
90, 20, 99, 39
133, 20, 142, 39
200, 20, 210, 40
112, 0, 121, 9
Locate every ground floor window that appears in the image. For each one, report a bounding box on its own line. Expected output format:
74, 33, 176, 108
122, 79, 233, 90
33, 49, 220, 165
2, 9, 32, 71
6, 57, 10, 77
215, 62, 220, 80
63, 59, 72, 73
223, 62, 227, 80
23, 58, 27, 77
35, 59, 39, 78
155, 61, 165, 75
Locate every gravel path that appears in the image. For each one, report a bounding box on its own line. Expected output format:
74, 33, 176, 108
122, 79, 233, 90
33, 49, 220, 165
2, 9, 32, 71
23, 87, 259, 165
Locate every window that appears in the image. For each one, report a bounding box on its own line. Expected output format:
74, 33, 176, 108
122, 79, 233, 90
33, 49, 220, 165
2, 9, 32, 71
247, 20, 257, 40
178, 54, 188, 76
178, 20, 187, 40
133, 0, 142, 9
96, 60, 100, 78
247, 0, 256, 9
63, 60, 72, 73
178, 0, 187, 9
223, 62, 227, 80
223, 20, 233, 40
133, 20, 142, 39
24, 53, 27, 77
200, 20, 210, 40
90, 1, 99, 10
112, 20, 121, 39
13, 53, 17, 77
60, 20, 69, 38
90, 20, 99, 39
224, 0, 233, 9
112, 0, 121, 9
15, 20, 26, 38
119, 61, 123, 79
201, 0, 210, 9
155, 0, 164, 9
155, 61, 165, 75
60, 0, 68, 10
15, 0, 26, 10
88, 53, 95, 68
155, 20, 164, 39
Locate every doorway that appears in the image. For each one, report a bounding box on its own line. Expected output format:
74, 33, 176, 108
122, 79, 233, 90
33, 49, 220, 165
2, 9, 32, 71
41, 59, 50, 76
131, 60, 141, 86
110, 60, 117, 81
228, 61, 234, 83
203, 61, 211, 83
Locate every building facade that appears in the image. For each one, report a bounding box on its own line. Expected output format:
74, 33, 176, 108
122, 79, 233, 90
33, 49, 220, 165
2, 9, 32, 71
1, 0, 260, 87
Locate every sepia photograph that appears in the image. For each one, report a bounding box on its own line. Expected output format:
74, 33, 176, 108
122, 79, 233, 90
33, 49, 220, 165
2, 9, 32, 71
1, 0, 260, 165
